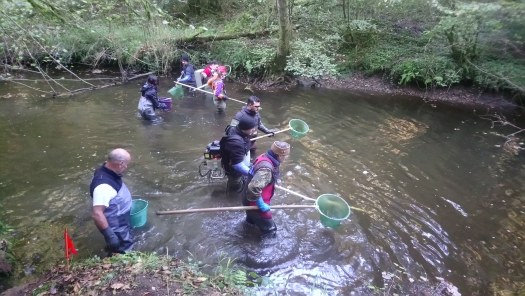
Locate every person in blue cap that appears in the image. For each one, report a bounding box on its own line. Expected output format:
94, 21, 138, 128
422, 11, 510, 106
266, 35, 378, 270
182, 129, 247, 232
177, 54, 196, 96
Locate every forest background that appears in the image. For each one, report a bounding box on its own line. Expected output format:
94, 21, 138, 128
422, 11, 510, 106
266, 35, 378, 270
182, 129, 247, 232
0, 0, 524, 101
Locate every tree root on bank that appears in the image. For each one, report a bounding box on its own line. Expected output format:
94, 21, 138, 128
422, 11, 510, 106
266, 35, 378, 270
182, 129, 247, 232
267, 75, 294, 87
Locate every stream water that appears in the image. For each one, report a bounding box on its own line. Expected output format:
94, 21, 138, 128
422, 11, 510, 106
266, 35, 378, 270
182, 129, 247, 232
1, 76, 525, 295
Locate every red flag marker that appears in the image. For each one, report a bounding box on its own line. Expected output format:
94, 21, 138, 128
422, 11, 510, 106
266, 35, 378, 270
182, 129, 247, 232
64, 228, 77, 260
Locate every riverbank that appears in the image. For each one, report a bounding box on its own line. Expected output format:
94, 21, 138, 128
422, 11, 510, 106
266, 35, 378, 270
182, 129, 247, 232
243, 72, 520, 112
0, 252, 245, 296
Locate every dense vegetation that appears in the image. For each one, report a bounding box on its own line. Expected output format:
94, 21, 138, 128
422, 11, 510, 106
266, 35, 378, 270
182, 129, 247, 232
1, 0, 524, 98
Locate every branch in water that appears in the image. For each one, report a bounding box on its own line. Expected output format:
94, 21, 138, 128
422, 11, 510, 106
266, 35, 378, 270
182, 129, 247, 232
479, 112, 525, 147
8, 80, 53, 94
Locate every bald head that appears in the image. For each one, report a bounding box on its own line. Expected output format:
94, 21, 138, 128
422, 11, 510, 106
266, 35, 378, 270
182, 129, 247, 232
106, 148, 131, 174
108, 148, 130, 162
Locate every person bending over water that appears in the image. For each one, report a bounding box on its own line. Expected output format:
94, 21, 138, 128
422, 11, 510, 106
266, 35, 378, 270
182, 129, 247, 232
137, 75, 167, 122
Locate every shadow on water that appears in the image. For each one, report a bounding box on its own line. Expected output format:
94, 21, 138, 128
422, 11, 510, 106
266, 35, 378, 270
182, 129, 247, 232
2, 78, 525, 294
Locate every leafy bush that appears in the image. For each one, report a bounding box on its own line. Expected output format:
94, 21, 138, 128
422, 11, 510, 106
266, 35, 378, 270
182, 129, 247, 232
285, 38, 338, 79
358, 44, 408, 75
390, 55, 461, 87
340, 20, 379, 48
473, 61, 525, 93
202, 40, 275, 78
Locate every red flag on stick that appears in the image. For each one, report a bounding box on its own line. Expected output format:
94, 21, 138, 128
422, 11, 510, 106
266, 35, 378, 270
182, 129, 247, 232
64, 228, 78, 260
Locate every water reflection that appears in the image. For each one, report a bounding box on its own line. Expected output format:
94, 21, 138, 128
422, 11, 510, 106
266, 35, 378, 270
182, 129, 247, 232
1, 82, 525, 294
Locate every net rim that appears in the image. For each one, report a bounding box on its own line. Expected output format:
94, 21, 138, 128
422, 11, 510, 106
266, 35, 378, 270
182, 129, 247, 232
288, 119, 309, 134
315, 194, 351, 221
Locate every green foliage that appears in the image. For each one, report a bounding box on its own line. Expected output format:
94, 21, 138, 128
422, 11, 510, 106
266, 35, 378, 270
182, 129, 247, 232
391, 56, 461, 87
32, 282, 52, 296
427, 2, 502, 74
340, 20, 379, 48
203, 40, 275, 77
358, 44, 410, 76
285, 38, 338, 79
473, 60, 525, 93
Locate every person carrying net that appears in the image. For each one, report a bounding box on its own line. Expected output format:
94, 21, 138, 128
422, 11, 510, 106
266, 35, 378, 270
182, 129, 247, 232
207, 66, 229, 113
241, 141, 291, 236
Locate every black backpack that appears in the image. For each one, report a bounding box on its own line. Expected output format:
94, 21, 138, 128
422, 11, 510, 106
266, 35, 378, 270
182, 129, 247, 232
219, 126, 244, 173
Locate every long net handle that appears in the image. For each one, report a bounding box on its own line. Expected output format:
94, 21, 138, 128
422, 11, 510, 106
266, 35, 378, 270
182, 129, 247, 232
156, 204, 316, 215
251, 127, 292, 141
174, 81, 245, 104
275, 185, 317, 201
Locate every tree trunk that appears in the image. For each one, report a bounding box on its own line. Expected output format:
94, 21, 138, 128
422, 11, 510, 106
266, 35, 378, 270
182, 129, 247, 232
274, 0, 292, 74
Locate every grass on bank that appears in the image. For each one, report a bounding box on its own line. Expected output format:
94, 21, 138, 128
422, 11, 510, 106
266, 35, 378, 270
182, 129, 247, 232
22, 251, 254, 296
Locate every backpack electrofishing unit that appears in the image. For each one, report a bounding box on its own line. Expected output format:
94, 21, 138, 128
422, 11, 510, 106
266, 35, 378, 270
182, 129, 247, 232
198, 140, 225, 182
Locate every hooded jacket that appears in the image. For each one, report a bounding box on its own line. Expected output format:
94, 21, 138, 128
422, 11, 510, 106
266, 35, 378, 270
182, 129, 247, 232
138, 82, 161, 111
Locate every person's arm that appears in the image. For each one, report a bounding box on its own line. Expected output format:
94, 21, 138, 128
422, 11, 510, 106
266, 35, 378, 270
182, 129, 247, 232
227, 138, 248, 175
232, 162, 250, 176
92, 184, 120, 250
202, 68, 211, 79
180, 65, 195, 82
247, 168, 272, 212
92, 206, 109, 230
258, 121, 273, 134
145, 88, 163, 109
247, 168, 272, 201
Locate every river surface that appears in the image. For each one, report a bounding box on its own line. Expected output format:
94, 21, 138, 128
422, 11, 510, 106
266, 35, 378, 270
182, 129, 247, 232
1, 76, 525, 295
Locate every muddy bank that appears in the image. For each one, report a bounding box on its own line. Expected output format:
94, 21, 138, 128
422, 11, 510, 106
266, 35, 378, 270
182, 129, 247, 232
245, 72, 520, 112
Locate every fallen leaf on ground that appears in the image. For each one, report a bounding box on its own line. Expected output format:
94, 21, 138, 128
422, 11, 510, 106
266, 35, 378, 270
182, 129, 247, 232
73, 282, 80, 292
110, 283, 125, 290
194, 277, 207, 283
102, 264, 111, 269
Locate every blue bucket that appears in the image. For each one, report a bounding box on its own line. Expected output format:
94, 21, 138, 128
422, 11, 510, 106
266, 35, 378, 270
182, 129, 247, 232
130, 199, 148, 228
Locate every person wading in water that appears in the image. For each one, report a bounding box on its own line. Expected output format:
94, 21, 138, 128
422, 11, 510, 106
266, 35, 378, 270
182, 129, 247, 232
220, 114, 258, 191
137, 75, 167, 122
241, 141, 291, 236
90, 148, 134, 256
230, 96, 279, 161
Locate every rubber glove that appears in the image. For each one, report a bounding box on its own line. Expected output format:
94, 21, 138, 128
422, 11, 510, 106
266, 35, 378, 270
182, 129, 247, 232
232, 161, 250, 176
222, 95, 229, 101
158, 102, 167, 110
255, 197, 270, 212
176, 78, 181, 82
100, 227, 119, 252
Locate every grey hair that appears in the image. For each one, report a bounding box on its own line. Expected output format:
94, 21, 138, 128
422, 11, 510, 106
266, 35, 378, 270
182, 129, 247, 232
108, 149, 127, 162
